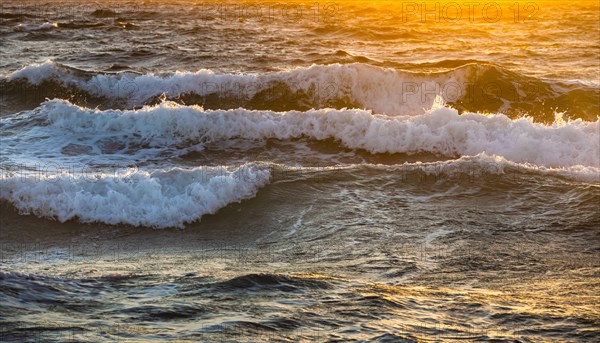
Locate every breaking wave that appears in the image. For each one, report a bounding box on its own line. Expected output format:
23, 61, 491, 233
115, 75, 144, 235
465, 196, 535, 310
3, 61, 598, 120
2, 99, 597, 168
0, 163, 271, 228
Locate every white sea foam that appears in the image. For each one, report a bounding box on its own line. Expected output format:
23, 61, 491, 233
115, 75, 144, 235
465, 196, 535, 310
0, 164, 271, 228
2, 99, 598, 228
373, 154, 600, 184
4, 99, 596, 168
14, 22, 58, 32
4, 61, 476, 115
1, 154, 596, 229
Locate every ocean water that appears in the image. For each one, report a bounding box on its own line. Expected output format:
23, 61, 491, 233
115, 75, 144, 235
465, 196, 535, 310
0, 0, 599, 342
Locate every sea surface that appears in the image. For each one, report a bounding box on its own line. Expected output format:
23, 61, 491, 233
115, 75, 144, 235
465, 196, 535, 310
0, 0, 599, 342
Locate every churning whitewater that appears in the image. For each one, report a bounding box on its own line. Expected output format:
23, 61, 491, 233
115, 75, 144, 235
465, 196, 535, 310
1, 95, 598, 228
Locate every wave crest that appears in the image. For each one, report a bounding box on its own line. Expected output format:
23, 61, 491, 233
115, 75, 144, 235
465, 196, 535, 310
0, 163, 271, 228
2, 99, 598, 169
3, 61, 598, 121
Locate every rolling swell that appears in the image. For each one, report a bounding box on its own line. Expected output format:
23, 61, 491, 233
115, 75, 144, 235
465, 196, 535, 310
0, 163, 272, 228
3, 99, 596, 168
2, 61, 598, 121
2, 271, 597, 341
210, 273, 332, 292
2, 96, 598, 228
1, 156, 597, 229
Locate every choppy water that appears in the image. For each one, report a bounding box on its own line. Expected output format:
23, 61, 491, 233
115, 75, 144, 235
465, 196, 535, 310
1, 1, 599, 342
